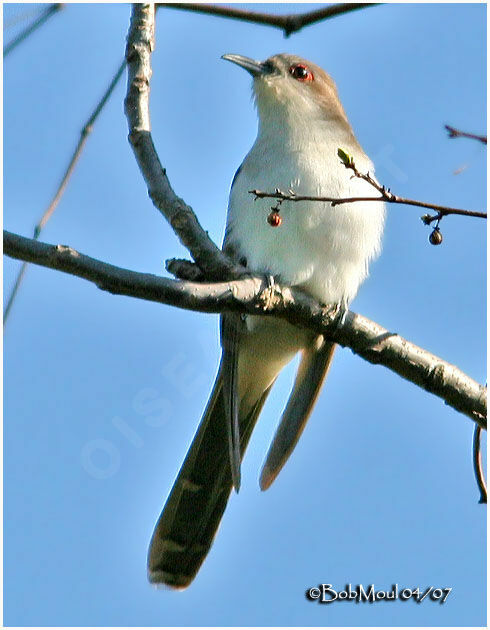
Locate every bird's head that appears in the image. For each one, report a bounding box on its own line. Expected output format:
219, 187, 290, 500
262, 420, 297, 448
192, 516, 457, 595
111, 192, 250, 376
222, 53, 349, 130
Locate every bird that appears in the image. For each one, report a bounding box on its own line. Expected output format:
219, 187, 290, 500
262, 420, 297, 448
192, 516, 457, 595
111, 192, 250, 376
148, 53, 385, 588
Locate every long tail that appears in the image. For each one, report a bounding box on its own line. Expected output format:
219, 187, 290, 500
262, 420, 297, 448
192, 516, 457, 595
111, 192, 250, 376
260, 339, 336, 490
147, 366, 272, 588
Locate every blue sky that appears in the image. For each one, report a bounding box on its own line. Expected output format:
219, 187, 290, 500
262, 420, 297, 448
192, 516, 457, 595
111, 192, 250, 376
4, 3, 486, 627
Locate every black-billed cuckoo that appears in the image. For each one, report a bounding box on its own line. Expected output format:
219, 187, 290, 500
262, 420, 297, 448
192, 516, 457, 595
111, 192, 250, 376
148, 53, 385, 588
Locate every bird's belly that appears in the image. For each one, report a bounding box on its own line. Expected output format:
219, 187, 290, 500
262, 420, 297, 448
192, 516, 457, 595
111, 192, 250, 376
228, 162, 384, 306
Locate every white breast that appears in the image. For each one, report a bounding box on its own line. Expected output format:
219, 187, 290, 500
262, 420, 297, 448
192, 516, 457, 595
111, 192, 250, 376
226, 132, 385, 307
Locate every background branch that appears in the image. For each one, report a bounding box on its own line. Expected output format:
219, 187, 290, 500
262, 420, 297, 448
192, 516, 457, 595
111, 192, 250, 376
3, 3, 64, 57
159, 3, 380, 37
3, 59, 126, 326
5, 6, 52, 29
4, 229, 486, 429
445, 125, 487, 145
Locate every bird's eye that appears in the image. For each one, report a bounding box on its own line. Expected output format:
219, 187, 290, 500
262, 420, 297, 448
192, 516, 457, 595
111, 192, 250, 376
289, 64, 314, 82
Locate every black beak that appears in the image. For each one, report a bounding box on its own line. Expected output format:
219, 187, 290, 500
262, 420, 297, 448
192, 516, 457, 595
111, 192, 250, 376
221, 54, 269, 77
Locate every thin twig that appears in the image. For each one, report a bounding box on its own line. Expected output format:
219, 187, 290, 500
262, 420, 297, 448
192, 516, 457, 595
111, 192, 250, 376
3, 262, 28, 324
473, 425, 487, 503
249, 149, 487, 225
445, 125, 487, 145
166, 258, 205, 281
159, 3, 380, 37
37, 59, 126, 236
3, 3, 64, 57
124, 4, 242, 279
4, 6, 51, 30
3, 229, 487, 429
250, 188, 486, 221
4, 59, 126, 326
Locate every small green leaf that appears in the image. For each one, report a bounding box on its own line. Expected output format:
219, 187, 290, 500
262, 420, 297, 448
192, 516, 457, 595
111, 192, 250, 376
337, 147, 352, 166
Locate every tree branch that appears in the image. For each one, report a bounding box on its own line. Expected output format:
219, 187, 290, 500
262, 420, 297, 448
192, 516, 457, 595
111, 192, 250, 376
117, 4, 486, 430
4, 59, 127, 326
472, 425, 487, 503
4, 229, 486, 430
158, 3, 381, 37
124, 4, 242, 280
445, 125, 487, 145
4, 3, 64, 57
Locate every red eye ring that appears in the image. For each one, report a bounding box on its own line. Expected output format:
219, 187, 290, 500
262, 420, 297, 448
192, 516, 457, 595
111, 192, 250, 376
289, 64, 314, 82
